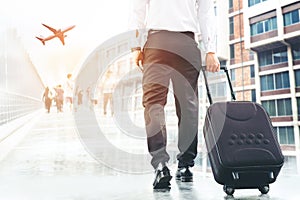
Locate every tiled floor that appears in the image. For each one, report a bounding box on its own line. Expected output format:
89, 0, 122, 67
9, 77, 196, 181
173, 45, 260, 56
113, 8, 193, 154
0, 108, 298, 200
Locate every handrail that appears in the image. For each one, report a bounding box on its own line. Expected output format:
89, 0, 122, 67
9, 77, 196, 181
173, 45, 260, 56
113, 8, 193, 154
0, 89, 41, 102
0, 90, 42, 126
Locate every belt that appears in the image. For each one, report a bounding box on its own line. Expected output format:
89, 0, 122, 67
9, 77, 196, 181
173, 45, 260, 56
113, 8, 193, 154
148, 29, 195, 39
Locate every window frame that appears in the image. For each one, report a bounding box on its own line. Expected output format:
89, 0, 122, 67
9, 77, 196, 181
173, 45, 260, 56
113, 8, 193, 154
292, 43, 300, 61
250, 16, 277, 36
248, 0, 268, 7
297, 97, 300, 115
260, 71, 290, 91
258, 47, 288, 67
229, 0, 233, 9
230, 44, 235, 59
261, 98, 292, 117
275, 126, 295, 145
250, 65, 255, 78
229, 17, 234, 35
283, 9, 300, 26
231, 69, 236, 81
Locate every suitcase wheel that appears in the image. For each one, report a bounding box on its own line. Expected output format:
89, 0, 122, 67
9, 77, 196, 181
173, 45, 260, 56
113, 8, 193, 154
258, 185, 269, 194
223, 185, 235, 195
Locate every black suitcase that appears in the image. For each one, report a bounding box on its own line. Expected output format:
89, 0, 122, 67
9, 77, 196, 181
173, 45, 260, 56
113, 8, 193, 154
201, 66, 284, 195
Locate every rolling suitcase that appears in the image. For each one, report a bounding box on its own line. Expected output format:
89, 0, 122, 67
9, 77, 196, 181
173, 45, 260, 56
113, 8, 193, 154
201, 66, 284, 195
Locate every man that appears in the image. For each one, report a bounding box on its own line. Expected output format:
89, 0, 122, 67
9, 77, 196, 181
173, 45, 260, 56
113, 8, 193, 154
102, 70, 115, 116
65, 73, 74, 112
54, 84, 64, 113
42, 86, 53, 113
129, 0, 220, 189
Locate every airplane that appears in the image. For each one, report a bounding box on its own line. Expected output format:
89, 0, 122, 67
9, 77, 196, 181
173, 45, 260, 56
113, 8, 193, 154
36, 23, 75, 45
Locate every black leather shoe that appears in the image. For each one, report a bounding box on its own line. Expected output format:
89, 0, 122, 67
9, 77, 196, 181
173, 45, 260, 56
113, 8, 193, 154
176, 167, 193, 182
153, 166, 172, 189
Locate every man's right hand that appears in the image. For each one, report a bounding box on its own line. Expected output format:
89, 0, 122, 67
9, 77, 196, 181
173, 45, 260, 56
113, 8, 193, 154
132, 50, 144, 71
205, 52, 220, 73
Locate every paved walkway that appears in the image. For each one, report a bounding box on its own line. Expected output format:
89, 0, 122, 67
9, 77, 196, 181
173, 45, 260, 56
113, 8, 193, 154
0, 108, 299, 200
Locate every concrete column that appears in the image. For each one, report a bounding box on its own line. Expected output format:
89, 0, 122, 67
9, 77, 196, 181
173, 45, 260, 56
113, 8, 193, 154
253, 52, 261, 104
287, 45, 300, 174
276, 2, 284, 40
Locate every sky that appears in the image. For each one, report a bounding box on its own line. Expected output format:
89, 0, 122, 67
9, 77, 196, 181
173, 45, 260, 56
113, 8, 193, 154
0, 0, 131, 87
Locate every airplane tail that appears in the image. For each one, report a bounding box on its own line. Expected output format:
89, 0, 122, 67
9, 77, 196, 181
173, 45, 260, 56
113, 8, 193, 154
36, 37, 45, 45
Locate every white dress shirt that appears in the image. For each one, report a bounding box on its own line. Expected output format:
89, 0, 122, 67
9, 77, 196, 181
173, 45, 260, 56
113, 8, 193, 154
128, 0, 217, 53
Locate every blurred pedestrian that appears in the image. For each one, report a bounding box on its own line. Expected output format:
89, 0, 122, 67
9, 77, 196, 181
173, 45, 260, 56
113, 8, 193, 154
54, 84, 64, 112
42, 86, 53, 113
65, 73, 74, 112
102, 70, 115, 116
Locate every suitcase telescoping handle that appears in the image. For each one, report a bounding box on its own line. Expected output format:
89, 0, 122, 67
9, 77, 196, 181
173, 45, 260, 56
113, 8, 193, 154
201, 65, 236, 105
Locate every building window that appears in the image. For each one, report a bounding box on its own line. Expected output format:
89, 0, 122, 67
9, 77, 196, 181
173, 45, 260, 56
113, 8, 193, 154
261, 72, 290, 91
292, 43, 300, 61
250, 17, 277, 36
229, 17, 234, 35
210, 82, 227, 98
275, 72, 290, 89
297, 98, 300, 116
274, 126, 295, 145
229, 0, 233, 9
251, 89, 256, 102
277, 98, 292, 116
250, 65, 255, 78
258, 47, 288, 67
230, 44, 235, 59
262, 100, 276, 116
249, 50, 255, 60
261, 74, 274, 91
248, 0, 268, 7
261, 98, 292, 117
220, 60, 227, 67
282, 156, 297, 174
295, 70, 300, 87
231, 69, 236, 81
106, 48, 116, 58
283, 9, 300, 26
261, 100, 276, 116
118, 43, 128, 54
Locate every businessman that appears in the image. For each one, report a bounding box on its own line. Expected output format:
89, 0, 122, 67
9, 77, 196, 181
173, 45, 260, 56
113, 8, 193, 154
129, 0, 220, 189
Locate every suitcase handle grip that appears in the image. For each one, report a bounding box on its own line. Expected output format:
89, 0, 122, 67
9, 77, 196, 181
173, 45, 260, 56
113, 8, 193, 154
201, 65, 236, 105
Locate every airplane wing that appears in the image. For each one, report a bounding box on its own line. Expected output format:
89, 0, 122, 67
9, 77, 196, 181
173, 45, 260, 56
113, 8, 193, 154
42, 24, 57, 34
43, 35, 56, 41
62, 25, 76, 33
